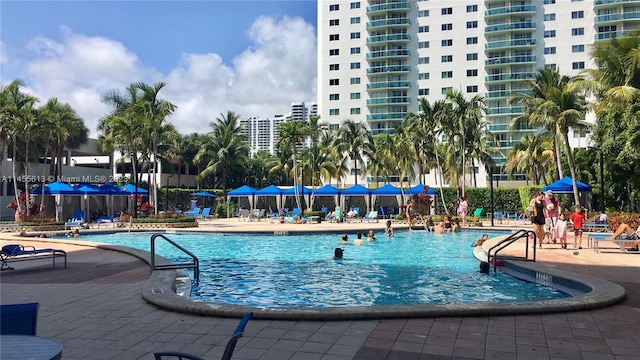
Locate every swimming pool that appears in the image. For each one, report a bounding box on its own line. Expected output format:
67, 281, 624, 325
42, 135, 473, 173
75, 230, 568, 308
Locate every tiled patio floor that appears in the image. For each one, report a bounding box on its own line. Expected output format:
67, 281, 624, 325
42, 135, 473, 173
1, 219, 639, 359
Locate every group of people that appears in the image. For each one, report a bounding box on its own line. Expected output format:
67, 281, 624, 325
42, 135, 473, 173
530, 190, 588, 249
340, 229, 378, 246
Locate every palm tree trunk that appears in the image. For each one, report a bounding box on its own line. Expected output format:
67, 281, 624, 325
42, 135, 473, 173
24, 134, 30, 215
553, 130, 563, 180
433, 149, 449, 215
472, 158, 478, 187
562, 132, 581, 207
11, 141, 22, 215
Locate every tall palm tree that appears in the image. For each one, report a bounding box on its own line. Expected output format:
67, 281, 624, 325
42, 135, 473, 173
505, 133, 554, 185
336, 119, 374, 185
276, 120, 308, 208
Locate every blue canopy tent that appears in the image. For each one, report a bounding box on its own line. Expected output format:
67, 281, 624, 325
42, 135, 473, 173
342, 184, 374, 213
542, 177, 592, 193
98, 184, 129, 218
312, 184, 341, 209
120, 184, 149, 194
255, 185, 284, 212
372, 184, 404, 215
407, 184, 438, 196
227, 185, 258, 217
29, 182, 79, 221
282, 185, 312, 210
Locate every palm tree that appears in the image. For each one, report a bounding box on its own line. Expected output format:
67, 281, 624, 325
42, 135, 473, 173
505, 133, 554, 185
276, 120, 308, 208
511, 68, 588, 206
336, 119, 374, 185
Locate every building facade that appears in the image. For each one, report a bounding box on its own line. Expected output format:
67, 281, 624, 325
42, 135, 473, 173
318, 0, 631, 186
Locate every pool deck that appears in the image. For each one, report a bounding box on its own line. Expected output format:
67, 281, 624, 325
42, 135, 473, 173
1, 219, 639, 359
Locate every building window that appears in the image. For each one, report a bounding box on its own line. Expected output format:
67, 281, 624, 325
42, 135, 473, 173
419, 88, 430, 96
329, 49, 339, 56
572, 28, 584, 36
329, 94, 339, 101
350, 32, 360, 39
329, 109, 340, 116
350, 2, 360, 9
544, 0, 555, 4
350, 62, 360, 69
467, 4, 477, 12
467, 37, 478, 44
572, 61, 585, 69
467, 85, 478, 93
329, 19, 339, 26
329, 34, 339, 41
544, 30, 556, 38
571, 11, 584, 19
350, 17, 360, 24
467, 53, 478, 61
350, 92, 360, 100
544, 47, 556, 54
442, 23, 453, 31
441, 71, 453, 78
442, 39, 453, 47
466, 21, 478, 29
441, 55, 453, 63
329, 4, 339, 11
419, 57, 430, 64
350, 108, 361, 115
329, 64, 339, 71
467, 69, 478, 77
442, 87, 452, 94
329, 79, 339, 86
441, 7, 452, 15
544, 13, 556, 21
350, 77, 361, 84
419, 73, 430, 80
418, 25, 430, 33
419, 41, 430, 49
572, 44, 585, 53
419, 10, 429, 17
350, 47, 361, 54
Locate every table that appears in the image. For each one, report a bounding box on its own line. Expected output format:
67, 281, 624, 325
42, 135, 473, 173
0, 334, 62, 360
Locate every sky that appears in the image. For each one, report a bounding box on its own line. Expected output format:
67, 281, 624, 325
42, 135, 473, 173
0, 0, 318, 137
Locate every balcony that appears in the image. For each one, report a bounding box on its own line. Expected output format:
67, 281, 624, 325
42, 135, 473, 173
485, 38, 536, 50
485, 91, 510, 99
487, 124, 510, 131
485, 55, 537, 67
485, 21, 536, 33
366, 97, 410, 105
595, 30, 628, 40
367, 113, 407, 121
366, 2, 410, 14
366, 18, 410, 29
366, 65, 411, 74
366, 81, 411, 90
485, 72, 536, 83
366, 33, 410, 44
595, 0, 640, 5
597, 11, 640, 23
485, 5, 536, 17
366, 49, 410, 59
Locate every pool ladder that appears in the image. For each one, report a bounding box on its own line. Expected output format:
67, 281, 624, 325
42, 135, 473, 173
487, 229, 536, 273
150, 233, 200, 284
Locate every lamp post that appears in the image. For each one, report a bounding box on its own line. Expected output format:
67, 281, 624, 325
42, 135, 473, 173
165, 175, 175, 211
588, 146, 605, 212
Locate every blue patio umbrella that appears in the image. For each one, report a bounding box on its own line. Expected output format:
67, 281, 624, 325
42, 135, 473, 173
98, 183, 129, 196
372, 184, 402, 195
120, 184, 149, 194
29, 181, 78, 195
542, 177, 592, 193
191, 191, 217, 197
407, 184, 438, 195
74, 183, 102, 194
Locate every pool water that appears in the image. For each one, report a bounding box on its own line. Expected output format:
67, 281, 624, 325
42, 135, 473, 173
76, 230, 569, 307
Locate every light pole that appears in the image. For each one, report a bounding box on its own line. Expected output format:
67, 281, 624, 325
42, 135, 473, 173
588, 146, 605, 212
165, 175, 175, 211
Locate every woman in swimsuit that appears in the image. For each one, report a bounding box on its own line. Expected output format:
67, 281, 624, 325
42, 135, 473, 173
531, 192, 546, 248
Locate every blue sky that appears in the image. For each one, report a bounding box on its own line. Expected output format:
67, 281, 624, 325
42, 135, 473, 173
1, 0, 318, 136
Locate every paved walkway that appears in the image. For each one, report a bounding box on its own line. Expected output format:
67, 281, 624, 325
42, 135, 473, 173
1, 219, 639, 359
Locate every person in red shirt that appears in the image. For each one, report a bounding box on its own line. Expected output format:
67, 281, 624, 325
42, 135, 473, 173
569, 205, 587, 249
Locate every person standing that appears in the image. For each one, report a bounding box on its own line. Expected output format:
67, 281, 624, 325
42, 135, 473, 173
569, 206, 587, 249
544, 190, 561, 244
458, 196, 469, 227
405, 199, 414, 231
531, 192, 546, 248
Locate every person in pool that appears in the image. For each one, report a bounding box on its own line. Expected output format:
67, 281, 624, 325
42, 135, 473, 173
384, 220, 394, 237
354, 232, 365, 246
472, 234, 489, 247
340, 234, 349, 245
333, 247, 344, 260
367, 229, 376, 242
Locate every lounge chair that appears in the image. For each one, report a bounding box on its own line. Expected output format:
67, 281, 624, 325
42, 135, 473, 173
197, 207, 211, 220
96, 216, 119, 228
1, 244, 67, 271
473, 208, 484, 218
588, 233, 639, 253
285, 208, 302, 223
363, 211, 379, 222
154, 312, 253, 360
493, 211, 506, 224
379, 206, 388, 219
346, 207, 361, 222
239, 209, 251, 222
65, 210, 86, 230
0, 302, 39, 335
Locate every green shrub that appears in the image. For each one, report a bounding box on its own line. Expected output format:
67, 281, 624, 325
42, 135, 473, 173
19, 221, 65, 226
215, 202, 238, 218
394, 214, 405, 221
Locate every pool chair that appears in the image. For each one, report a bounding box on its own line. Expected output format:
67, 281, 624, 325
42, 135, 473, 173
239, 209, 251, 222
363, 211, 379, 222
1, 244, 67, 271
96, 216, 118, 228
379, 206, 388, 219
197, 207, 211, 220
154, 312, 253, 360
0, 302, 39, 335
65, 210, 86, 230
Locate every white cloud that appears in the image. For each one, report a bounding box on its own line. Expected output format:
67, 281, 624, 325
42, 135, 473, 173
3, 17, 317, 137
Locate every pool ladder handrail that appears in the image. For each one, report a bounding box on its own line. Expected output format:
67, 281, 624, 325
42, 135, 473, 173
487, 229, 536, 273
150, 233, 200, 285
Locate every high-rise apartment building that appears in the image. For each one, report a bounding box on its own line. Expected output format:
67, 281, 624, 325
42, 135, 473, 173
318, 0, 633, 186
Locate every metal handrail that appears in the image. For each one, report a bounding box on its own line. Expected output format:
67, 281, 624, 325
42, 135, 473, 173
487, 229, 536, 273
150, 233, 200, 284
